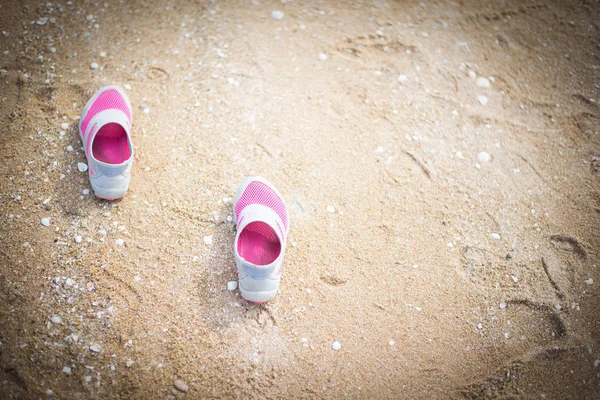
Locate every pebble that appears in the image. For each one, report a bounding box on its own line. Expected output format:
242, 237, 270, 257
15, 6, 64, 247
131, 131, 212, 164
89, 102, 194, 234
476, 323, 483, 330
398, 74, 408, 84
61, 122, 69, 130
90, 62, 99, 70
124, 84, 131, 90
227, 281, 238, 291
65, 278, 75, 287
62, 366, 72, 375
51, 316, 62, 324
75, 235, 83, 243
332, 341, 341, 351
174, 379, 188, 392
77, 162, 88, 172
271, 10, 284, 20
318, 53, 328, 61
499, 302, 507, 309
83, 189, 90, 195
467, 70, 477, 79
326, 205, 335, 213
66, 145, 73, 152
126, 359, 134, 367
389, 340, 395, 346
490, 233, 500, 240
510, 275, 518, 283
203, 235, 213, 245
115, 239, 124, 246
85, 376, 92, 383
594, 360, 600, 368
36, 17, 48, 26
99, 51, 107, 58
90, 343, 101, 352
585, 278, 593, 285
477, 95, 488, 105
477, 151, 491, 163
476, 77, 491, 88
41, 217, 50, 227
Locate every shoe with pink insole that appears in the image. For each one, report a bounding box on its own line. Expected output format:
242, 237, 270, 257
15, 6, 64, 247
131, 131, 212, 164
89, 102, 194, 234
78, 85, 133, 200
233, 176, 289, 303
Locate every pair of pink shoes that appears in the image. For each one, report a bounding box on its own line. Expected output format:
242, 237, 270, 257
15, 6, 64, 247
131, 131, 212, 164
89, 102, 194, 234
79, 86, 289, 302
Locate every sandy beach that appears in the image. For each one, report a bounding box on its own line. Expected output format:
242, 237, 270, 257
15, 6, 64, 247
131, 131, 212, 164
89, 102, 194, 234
1, 0, 599, 398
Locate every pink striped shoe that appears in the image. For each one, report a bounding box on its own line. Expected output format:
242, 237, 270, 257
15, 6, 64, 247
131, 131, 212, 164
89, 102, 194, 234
233, 176, 289, 303
78, 85, 133, 200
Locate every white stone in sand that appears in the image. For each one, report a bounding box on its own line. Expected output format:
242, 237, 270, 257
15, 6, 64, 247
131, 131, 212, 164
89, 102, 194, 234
174, 380, 188, 392
326, 205, 335, 213
67, 145, 73, 152
585, 278, 593, 285
398, 74, 408, 84
203, 235, 213, 245
62, 366, 71, 375
83, 189, 89, 195
115, 239, 124, 246
78, 162, 88, 172
65, 278, 75, 287
61, 122, 69, 130
51, 316, 62, 324
85, 376, 92, 383
99, 51, 107, 58
467, 70, 477, 79
227, 281, 238, 291
90, 62, 99, 70
271, 10, 284, 20
595, 359, 600, 368
477, 151, 491, 163
332, 341, 341, 351
476, 77, 491, 88
510, 275, 518, 283
90, 343, 101, 352
75, 235, 83, 243
499, 302, 507, 309
41, 217, 50, 227
318, 53, 328, 61
477, 95, 488, 105
490, 233, 500, 240
477, 323, 483, 330
36, 17, 48, 26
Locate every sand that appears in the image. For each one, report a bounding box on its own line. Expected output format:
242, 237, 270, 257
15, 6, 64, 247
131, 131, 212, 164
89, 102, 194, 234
1, 0, 599, 398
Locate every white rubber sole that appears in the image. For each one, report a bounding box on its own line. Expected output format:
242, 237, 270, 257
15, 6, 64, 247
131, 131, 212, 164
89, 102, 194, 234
91, 184, 129, 200
239, 284, 279, 304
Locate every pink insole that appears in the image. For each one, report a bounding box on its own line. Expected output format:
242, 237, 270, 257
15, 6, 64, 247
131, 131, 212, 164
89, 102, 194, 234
92, 123, 131, 164
238, 222, 281, 265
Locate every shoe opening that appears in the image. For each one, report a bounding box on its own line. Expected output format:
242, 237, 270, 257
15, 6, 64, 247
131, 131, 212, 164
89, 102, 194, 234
237, 221, 281, 266
92, 123, 131, 164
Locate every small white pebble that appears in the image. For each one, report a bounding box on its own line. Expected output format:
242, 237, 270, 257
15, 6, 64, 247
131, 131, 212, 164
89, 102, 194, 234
585, 278, 593, 285
61, 122, 69, 130
227, 281, 238, 291
126, 359, 134, 367
554, 304, 562, 311
89, 343, 101, 352
398, 74, 408, 84
65, 278, 75, 287
467, 70, 477, 79
326, 205, 335, 213
389, 340, 395, 346
203, 235, 213, 245
271, 10, 284, 20
85, 376, 92, 383
510, 275, 518, 283
490, 233, 500, 240
124, 84, 131, 90
77, 162, 88, 172
41, 217, 50, 227
477, 323, 483, 330
477, 95, 488, 105
62, 366, 71, 375
83, 189, 90, 195
318, 53, 328, 61
594, 359, 600, 368
75, 235, 83, 243
499, 302, 507, 309
332, 341, 341, 351
174, 380, 188, 392
99, 51, 107, 58
36, 17, 48, 26
477, 151, 491, 163
90, 62, 99, 70
66, 145, 73, 152
50, 316, 62, 324
476, 77, 491, 88
115, 239, 124, 246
